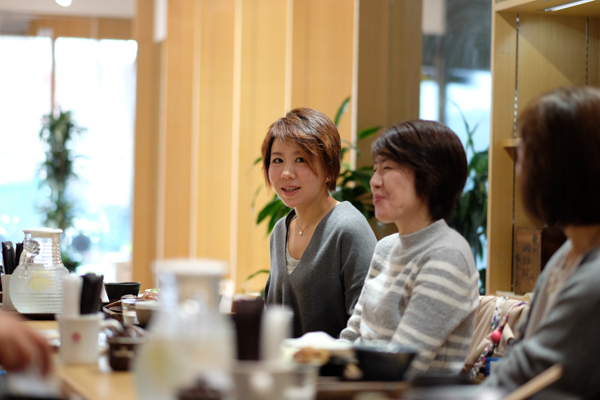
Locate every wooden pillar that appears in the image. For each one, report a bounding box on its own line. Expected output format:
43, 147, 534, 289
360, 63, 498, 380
487, 11, 518, 295
132, 0, 160, 289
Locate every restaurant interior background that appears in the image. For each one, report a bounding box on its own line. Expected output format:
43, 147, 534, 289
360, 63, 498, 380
0, 0, 492, 295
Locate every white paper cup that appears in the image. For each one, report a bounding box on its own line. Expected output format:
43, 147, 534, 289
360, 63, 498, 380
1, 274, 15, 311
57, 313, 120, 364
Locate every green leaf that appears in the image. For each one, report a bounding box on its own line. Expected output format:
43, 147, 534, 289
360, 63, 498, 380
256, 195, 284, 225
358, 126, 381, 140
334, 96, 351, 127
245, 269, 270, 282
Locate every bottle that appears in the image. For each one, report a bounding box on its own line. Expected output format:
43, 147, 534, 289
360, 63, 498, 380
10, 228, 69, 314
134, 267, 235, 400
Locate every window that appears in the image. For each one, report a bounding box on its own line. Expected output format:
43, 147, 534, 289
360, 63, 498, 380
0, 35, 137, 281
420, 0, 491, 290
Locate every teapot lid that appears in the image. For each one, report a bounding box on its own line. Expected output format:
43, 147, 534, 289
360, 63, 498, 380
23, 228, 63, 237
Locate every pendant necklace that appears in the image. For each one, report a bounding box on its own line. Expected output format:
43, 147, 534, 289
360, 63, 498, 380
295, 208, 329, 236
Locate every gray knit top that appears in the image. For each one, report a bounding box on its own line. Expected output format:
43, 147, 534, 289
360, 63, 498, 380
340, 220, 479, 378
264, 201, 377, 338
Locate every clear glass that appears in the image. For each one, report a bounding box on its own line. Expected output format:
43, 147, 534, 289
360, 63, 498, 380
10, 228, 70, 313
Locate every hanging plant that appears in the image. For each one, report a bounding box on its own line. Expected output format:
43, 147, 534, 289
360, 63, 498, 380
38, 110, 87, 272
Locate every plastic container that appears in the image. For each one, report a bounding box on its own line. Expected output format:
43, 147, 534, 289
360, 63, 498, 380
10, 228, 69, 314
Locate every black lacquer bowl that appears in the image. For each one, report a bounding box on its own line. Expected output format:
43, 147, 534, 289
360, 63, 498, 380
354, 343, 417, 381
104, 282, 141, 302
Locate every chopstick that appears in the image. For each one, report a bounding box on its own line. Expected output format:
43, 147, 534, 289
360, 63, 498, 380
503, 364, 563, 400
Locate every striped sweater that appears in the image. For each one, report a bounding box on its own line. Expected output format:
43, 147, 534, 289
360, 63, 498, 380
339, 219, 479, 378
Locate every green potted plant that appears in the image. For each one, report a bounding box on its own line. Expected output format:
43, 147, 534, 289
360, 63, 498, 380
38, 109, 87, 272
447, 105, 489, 294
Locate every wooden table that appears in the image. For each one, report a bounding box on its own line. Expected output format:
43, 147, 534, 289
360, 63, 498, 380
28, 320, 137, 400
28, 321, 410, 400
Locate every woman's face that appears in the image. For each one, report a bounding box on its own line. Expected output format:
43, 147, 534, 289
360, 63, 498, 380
370, 155, 431, 232
268, 138, 327, 209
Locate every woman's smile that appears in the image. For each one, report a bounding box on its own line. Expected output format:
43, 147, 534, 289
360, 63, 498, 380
268, 138, 328, 210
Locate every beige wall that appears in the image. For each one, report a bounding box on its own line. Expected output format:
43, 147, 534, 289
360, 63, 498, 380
131, 0, 422, 293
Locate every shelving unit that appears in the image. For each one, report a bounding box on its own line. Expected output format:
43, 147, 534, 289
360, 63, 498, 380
487, 0, 600, 293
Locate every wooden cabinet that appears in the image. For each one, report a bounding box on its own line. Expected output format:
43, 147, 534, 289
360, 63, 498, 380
488, 0, 600, 293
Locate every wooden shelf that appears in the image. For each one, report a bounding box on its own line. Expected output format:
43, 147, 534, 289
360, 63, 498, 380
488, 0, 598, 294
502, 137, 521, 160
495, 0, 600, 16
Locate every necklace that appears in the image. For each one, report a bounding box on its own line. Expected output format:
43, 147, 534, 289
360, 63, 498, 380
294, 208, 329, 236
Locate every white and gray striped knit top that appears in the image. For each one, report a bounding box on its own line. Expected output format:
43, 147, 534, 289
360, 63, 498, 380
339, 219, 479, 379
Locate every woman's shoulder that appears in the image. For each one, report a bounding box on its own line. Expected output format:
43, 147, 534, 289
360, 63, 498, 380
328, 201, 371, 226
418, 222, 476, 272
374, 233, 400, 259
377, 233, 400, 250
320, 202, 376, 243
271, 209, 295, 236
322, 202, 369, 228
566, 245, 600, 294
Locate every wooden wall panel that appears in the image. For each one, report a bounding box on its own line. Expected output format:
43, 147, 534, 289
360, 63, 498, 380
516, 14, 588, 114
589, 18, 600, 87
28, 16, 132, 39
130, 0, 423, 293
355, 0, 422, 169
161, 0, 198, 259
234, 0, 289, 293
195, 0, 235, 264
291, 0, 354, 142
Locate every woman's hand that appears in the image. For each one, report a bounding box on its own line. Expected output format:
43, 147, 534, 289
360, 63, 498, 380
0, 312, 51, 375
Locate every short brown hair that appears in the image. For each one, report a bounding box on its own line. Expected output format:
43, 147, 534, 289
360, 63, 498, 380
372, 119, 468, 222
518, 86, 600, 226
261, 108, 341, 192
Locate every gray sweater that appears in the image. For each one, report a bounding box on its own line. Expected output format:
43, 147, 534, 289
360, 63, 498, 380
484, 241, 600, 399
340, 220, 479, 378
264, 201, 377, 338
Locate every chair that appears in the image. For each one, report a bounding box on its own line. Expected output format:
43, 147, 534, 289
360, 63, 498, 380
463, 295, 530, 378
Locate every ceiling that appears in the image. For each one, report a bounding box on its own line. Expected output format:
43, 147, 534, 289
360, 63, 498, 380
0, 0, 134, 18
0, 0, 134, 35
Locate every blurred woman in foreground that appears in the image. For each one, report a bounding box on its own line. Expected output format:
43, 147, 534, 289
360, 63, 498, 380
484, 87, 600, 399
340, 120, 480, 379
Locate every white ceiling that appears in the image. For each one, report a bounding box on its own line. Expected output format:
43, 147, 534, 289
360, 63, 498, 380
0, 0, 134, 18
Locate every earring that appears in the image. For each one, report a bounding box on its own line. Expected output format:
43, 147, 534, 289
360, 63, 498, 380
325, 177, 330, 182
